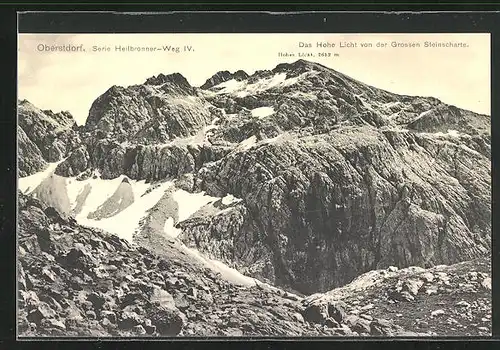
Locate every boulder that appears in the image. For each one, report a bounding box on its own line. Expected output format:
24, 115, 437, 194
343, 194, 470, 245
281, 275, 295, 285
148, 305, 184, 336
27, 302, 56, 325
118, 310, 143, 330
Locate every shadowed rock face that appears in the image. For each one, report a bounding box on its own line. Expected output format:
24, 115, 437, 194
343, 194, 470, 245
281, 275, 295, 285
18, 59, 491, 296
18, 126, 47, 177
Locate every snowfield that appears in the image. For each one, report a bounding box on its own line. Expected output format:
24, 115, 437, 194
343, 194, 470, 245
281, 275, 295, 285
212, 72, 310, 97
70, 176, 126, 216
221, 194, 242, 206
251, 106, 275, 119
179, 244, 257, 286
19, 166, 241, 244
163, 217, 181, 238
419, 129, 465, 139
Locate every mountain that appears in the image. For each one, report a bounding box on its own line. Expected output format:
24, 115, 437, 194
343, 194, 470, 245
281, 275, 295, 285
17, 59, 491, 336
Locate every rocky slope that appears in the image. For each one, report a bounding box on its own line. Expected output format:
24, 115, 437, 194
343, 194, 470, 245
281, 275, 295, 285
18, 193, 491, 337
18, 192, 427, 337
303, 258, 491, 336
18, 59, 491, 298
182, 123, 490, 294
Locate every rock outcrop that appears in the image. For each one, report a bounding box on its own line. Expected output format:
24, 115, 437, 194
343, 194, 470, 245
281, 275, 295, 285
83, 76, 212, 144
18, 100, 81, 176
302, 258, 491, 336
18, 126, 47, 177
201, 70, 249, 90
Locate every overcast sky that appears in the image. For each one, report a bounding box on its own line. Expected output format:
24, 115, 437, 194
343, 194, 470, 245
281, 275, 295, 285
18, 33, 490, 125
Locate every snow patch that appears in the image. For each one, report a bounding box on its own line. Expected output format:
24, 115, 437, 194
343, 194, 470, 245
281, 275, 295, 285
172, 189, 219, 222
262, 134, 284, 145
381, 127, 410, 133
129, 180, 150, 199
77, 181, 174, 242
221, 194, 242, 206
251, 106, 275, 119
180, 245, 257, 286
235, 136, 257, 152
213, 79, 245, 94
441, 129, 460, 138
205, 117, 220, 132
213, 72, 306, 97
164, 217, 182, 238
215, 207, 237, 216
384, 101, 402, 108
18, 160, 64, 194
65, 178, 91, 210
428, 129, 461, 138
417, 109, 433, 119
73, 176, 127, 217
418, 129, 469, 140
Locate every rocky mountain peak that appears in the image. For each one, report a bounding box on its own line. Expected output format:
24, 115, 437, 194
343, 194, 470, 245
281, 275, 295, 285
274, 58, 318, 70
42, 109, 77, 128
144, 72, 192, 89
247, 69, 274, 84
18, 98, 32, 107
18, 100, 76, 132
233, 70, 250, 81
272, 59, 329, 76
200, 70, 250, 89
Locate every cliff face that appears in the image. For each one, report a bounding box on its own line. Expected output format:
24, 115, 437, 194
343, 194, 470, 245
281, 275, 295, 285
18, 59, 491, 296
200, 70, 250, 90
181, 60, 490, 293
181, 126, 490, 293
17, 100, 81, 176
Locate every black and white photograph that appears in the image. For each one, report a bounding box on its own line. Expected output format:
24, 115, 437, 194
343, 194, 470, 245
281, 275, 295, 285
17, 32, 491, 338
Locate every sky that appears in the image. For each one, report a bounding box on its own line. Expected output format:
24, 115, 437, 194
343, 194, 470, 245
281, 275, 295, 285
18, 33, 491, 125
